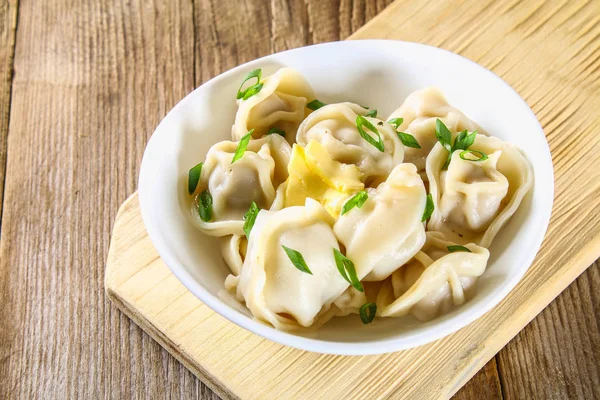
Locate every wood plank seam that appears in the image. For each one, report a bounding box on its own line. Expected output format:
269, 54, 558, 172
0, 0, 19, 232
192, 0, 197, 90
495, 353, 507, 399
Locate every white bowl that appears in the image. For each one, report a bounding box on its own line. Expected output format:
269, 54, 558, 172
138, 40, 553, 355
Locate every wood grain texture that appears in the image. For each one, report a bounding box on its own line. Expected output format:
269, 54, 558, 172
0, 0, 18, 224
193, 0, 393, 85
104, 186, 598, 399
0, 0, 197, 398
454, 358, 502, 400
0, 0, 403, 399
354, 0, 600, 397
105, 1, 596, 395
498, 260, 600, 400
2, 0, 600, 399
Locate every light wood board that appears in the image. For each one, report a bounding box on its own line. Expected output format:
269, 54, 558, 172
105, 1, 600, 399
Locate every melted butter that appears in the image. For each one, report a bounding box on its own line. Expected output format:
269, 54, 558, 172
284, 140, 364, 218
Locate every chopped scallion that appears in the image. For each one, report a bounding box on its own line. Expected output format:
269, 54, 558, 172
282, 245, 312, 274
236, 69, 263, 100
356, 115, 385, 152
333, 248, 363, 292
243, 201, 260, 238
359, 302, 377, 324
422, 193, 434, 222
307, 99, 327, 110
397, 132, 421, 149
447, 245, 472, 253
365, 109, 378, 118
231, 130, 254, 163
388, 117, 404, 130
341, 191, 369, 215
459, 149, 489, 162
198, 190, 212, 222
188, 162, 203, 195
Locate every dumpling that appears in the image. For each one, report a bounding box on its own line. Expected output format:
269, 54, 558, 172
284, 140, 364, 218
296, 102, 404, 184
388, 88, 479, 178
232, 67, 315, 144
219, 234, 247, 276
330, 282, 383, 316
333, 163, 427, 282
426, 134, 533, 247
377, 232, 489, 320
311, 282, 383, 326
190, 134, 291, 237
234, 199, 349, 329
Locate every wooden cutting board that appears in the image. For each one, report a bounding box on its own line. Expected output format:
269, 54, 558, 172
105, 1, 600, 399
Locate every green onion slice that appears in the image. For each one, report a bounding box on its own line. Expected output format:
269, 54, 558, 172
422, 193, 434, 222
236, 69, 263, 100
447, 245, 472, 253
453, 130, 477, 152
307, 99, 327, 110
364, 109, 378, 118
333, 248, 363, 292
243, 201, 260, 238
231, 130, 254, 163
387, 117, 404, 130
341, 191, 368, 215
435, 118, 452, 153
356, 115, 385, 152
397, 132, 421, 149
268, 127, 286, 137
459, 149, 489, 162
198, 190, 212, 222
282, 245, 312, 274
359, 302, 377, 324
188, 162, 203, 195
438, 123, 480, 169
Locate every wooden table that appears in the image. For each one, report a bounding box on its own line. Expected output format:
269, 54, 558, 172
0, 0, 598, 398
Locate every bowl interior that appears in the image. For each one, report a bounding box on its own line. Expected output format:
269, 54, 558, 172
138, 40, 553, 354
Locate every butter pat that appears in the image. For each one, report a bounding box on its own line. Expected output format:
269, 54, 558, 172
285, 140, 364, 217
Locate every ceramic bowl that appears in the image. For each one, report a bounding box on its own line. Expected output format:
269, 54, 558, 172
138, 40, 553, 355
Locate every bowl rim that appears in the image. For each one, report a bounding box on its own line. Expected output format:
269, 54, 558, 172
138, 39, 554, 355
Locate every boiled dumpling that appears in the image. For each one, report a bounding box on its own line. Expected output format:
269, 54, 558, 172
220, 181, 287, 277
377, 232, 489, 320
234, 198, 349, 329
333, 163, 427, 282
330, 283, 383, 317
388, 88, 479, 178
191, 134, 291, 237
426, 134, 533, 247
296, 102, 404, 184
232, 68, 315, 144
219, 234, 247, 276
311, 282, 383, 327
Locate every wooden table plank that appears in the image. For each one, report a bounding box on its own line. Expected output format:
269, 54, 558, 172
454, 359, 503, 400
498, 260, 600, 400
0, 0, 198, 398
0, 0, 18, 225
193, 0, 393, 85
